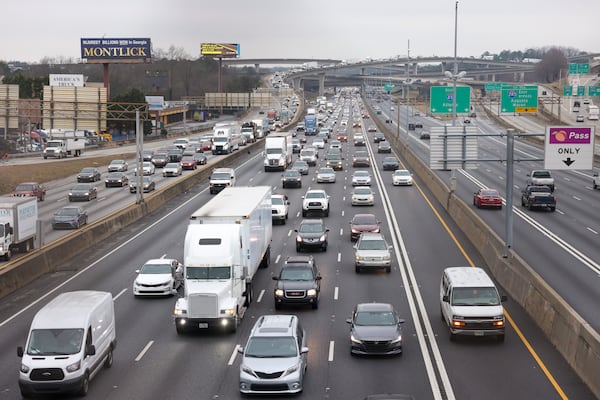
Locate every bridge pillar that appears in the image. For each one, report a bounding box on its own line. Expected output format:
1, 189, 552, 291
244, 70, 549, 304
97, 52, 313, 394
255, 64, 260, 73
361, 67, 365, 75
318, 74, 325, 97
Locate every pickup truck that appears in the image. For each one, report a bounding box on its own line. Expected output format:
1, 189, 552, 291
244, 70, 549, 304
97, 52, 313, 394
521, 185, 556, 212
526, 170, 555, 192
10, 182, 46, 201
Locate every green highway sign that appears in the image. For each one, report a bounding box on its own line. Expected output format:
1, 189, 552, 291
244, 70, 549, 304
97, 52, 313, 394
569, 63, 590, 74
384, 83, 393, 93
564, 86, 587, 96
564, 86, 573, 96
501, 85, 538, 113
430, 86, 471, 114
484, 82, 504, 92
577, 86, 585, 96
588, 86, 600, 96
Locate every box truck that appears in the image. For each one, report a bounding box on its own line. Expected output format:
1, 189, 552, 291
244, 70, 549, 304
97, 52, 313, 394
263, 131, 293, 172
0, 196, 38, 260
17, 291, 117, 397
174, 186, 272, 333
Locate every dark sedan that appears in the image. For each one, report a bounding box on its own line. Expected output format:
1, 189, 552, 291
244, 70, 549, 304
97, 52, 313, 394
151, 152, 169, 167
377, 141, 392, 153
52, 206, 88, 229
349, 213, 381, 241
68, 183, 98, 202
193, 152, 208, 165
77, 167, 101, 182
105, 172, 129, 188
346, 303, 405, 356
295, 219, 329, 252
373, 132, 386, 143
129, 176, 156, 193
282, 169, 302, 188
291, 160, 309, 175
273, 256, 322, 310
382, 156, 400, 171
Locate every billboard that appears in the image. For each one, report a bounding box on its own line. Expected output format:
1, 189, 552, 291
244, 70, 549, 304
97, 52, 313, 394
49, 74, 85, 87
201, 43, 240, 58
81, 38, 152, 64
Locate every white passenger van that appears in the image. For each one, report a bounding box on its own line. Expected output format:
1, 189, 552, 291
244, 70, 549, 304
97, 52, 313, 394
440, 267, 507, 342
18, 291, 117, 397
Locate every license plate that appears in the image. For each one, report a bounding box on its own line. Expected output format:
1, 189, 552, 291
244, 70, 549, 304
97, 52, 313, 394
474, 330, 484, 336
198, 323, 208, 329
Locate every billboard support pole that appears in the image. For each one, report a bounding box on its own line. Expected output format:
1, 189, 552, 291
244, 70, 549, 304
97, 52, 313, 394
218, 57, 223, 115
103, 63, 110, 100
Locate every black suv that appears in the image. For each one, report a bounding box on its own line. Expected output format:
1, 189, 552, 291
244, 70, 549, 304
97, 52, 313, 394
295, 219, 329, 252
273, 256, 322, 309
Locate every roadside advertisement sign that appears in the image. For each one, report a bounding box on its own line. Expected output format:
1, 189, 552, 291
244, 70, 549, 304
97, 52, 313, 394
49, 74, 85, 87
201, 43, 240, 58
81, 38, 152, 63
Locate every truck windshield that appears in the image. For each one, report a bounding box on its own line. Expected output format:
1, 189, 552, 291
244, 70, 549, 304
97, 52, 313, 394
211, 173, 230, 180
27, 328, 84, 356
451, 287, 500, 306
186, 266, 231, 279
46, 142, 61, 148
213, 137, 228, 143
0, 225, 4, 236
266, 148, 282, 155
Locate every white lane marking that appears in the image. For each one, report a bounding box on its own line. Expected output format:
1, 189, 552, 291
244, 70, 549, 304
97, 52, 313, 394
587, 227, 598, 235
334, 286, 339, 300
328, 341, 335, 362
341, 210, 344, 217
113, 288, 128, 301
135, 340, 154, 362
257, 289, 265, 303
228, 344, 241, 365
275, 254, 281, 264
287, 230, 292, 237
339, 228, 343, 236
337, 253, 341, 263
573, 196, 581, 201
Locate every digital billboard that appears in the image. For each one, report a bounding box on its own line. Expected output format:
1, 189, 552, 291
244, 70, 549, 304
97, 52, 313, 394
201, 43, 240, 58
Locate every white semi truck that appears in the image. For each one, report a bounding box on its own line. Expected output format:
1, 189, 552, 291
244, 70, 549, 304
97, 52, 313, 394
0, 196, 38, 260
174, 186, 272, 333
263, 131, 293, 172
211, 123, 241, 155
42, 129, 86, 159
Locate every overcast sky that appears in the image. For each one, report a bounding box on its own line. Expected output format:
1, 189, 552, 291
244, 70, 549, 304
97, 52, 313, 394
3, 0, 599, 63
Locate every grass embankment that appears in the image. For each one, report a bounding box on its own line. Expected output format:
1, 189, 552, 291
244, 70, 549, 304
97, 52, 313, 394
0, 153, 134, 195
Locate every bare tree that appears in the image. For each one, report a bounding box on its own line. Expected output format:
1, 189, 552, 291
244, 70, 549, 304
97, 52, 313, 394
535, 47, 568, 83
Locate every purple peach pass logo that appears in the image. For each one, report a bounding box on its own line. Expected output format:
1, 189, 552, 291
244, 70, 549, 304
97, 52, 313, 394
549, 127, 592, 144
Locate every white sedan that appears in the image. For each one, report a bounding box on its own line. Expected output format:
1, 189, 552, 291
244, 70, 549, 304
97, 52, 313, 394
392, 169, 413, 186
133, 259, 183, 297
134, 161, 155, 176
163, 162, 183, 177
351, 171, 372, 186
316, 167, 336, 183
351, 186, 375, 206
312, 138, 326, 149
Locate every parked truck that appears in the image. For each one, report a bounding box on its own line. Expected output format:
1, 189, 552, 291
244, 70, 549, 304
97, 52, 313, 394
264, 131, 293, 172
0, 196, 38, 260
173, 186, 272, 333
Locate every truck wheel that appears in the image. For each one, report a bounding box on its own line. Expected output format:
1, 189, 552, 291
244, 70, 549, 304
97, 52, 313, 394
449, 330, 457, 342
40, 193, 45, 201
3, 249, 10, 261
550, 207, 556, 212
175, 324, 187, 335
244, 282, 253, 307
78, 372, 90, 396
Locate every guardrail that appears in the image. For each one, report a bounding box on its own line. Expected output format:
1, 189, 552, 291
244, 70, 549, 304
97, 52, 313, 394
367, 103, 600, 398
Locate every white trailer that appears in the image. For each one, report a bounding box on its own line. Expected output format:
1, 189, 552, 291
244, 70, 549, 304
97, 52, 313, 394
263, 131, 293, 172
174, 186, 272, 333
42, 138, 85, 159
0, 196, 38, 260
212, 124, 240, 155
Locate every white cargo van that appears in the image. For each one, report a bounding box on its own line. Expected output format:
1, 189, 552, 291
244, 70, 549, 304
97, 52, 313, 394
18, 291, 117, 397
440, 267, 507, 342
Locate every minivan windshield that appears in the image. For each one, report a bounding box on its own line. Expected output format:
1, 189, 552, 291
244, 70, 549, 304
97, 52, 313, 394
451, 287, 500, 306
245, 337, 298, 358
27, 328, 84, 355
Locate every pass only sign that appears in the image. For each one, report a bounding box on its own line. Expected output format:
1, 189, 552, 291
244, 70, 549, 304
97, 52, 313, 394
544, 126, 595, 170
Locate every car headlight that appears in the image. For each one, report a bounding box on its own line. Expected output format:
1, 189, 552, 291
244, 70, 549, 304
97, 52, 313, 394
241, 364, 257, 378
275, 289, 284, 297
296, 235, 303, 242
307, 289, 317, 296
66, 360, 81, 373
319, 234, 327, 241
20, 363, 30, 374
355, 255, 363, 262
283, 363, 300, 376
350, 334, 363, 344
390, 334, 403, 344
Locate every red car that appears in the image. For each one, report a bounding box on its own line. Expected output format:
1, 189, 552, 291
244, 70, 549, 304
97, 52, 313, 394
180, 156, 197, 170
473, 188, 503, 209
337, 132, 348, 142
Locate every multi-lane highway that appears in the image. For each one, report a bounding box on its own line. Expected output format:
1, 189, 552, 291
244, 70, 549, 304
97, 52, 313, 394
0, 95, 595, 399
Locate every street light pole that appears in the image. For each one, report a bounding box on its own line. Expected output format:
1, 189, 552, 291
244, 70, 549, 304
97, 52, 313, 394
452, 0, 458, 127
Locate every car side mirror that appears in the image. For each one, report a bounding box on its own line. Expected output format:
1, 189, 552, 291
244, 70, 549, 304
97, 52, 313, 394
398, 319, 405, 325
301, 347, 309, 354
272, 276, 279, 281
442, 295, 450, 303
316, 276, 322, 280
86, 344, 96, 357
501, 295, 508, 302
17, 346, 24, 358
294, 229, 298, 232
238, 346, 244, 354
326, 228, 330, 232
345, 318, 353, 324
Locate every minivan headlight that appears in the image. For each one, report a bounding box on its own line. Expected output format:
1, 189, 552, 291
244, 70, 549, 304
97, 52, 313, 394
20, 364, 30, 374
283, 363, 300, 377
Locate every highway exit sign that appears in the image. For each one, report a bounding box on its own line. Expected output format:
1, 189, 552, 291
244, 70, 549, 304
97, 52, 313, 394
430, 86, 471, 114
544, 126, 595, 170
569, 63, 590, 74
501, 85, 538, 113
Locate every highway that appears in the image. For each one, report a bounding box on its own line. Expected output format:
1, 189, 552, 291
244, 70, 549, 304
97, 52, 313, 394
370, 97, 600, 334
0, 95, 594, 399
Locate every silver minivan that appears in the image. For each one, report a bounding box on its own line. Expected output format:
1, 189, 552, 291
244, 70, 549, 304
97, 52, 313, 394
440, 267, 507, 342
239, 315, 308, 394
